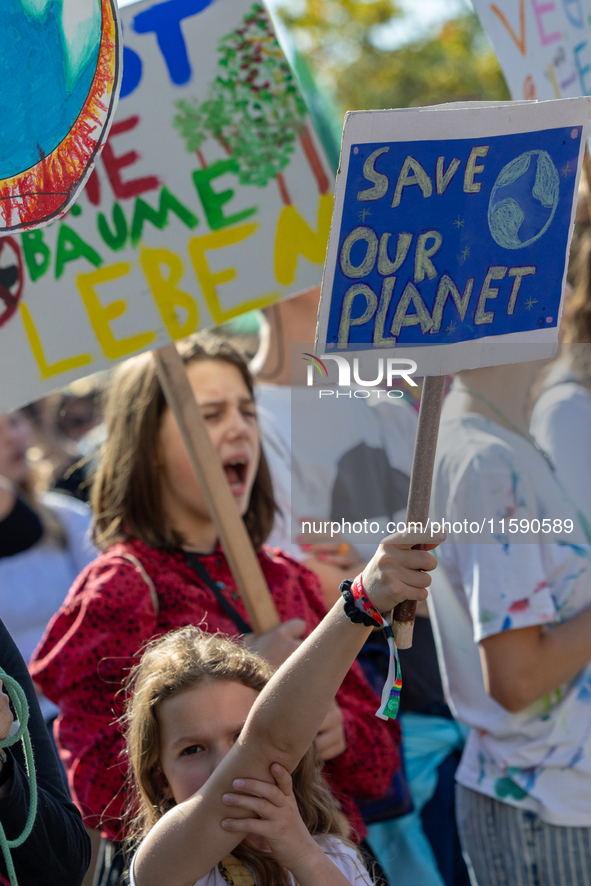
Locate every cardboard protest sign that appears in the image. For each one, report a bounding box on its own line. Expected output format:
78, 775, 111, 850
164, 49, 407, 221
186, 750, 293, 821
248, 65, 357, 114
471, 0, 591, 101
1, 0, 121, 234
0, 0, 333, 415
316, 99, 591, 377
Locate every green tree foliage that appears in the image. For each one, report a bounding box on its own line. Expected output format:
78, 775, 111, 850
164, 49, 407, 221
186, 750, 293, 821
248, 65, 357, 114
278, 1, 509, 113
174, 97, 207, 153
213, 4, 308, 187
174, 3, 308, 191
280, 0, 403, 73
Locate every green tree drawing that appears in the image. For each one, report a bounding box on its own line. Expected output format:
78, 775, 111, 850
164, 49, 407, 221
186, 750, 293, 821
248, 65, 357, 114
175, 93, 234, 164
174, 3, 329, 205
174, 97, 207, 166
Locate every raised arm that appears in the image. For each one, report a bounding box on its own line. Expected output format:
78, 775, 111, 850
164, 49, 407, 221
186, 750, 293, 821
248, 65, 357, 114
134, 532, 442, 886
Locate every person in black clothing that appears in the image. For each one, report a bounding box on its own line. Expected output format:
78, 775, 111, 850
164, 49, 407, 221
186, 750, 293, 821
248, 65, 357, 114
0, 481, 43, 558
0, 615, 90, 885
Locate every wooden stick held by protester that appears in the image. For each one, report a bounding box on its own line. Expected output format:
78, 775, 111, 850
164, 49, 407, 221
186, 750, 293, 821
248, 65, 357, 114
154, 344, 280, 635
393, 375, 446, 649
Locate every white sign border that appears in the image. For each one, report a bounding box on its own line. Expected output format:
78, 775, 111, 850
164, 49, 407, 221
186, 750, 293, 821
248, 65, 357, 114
316, 97, 591, 376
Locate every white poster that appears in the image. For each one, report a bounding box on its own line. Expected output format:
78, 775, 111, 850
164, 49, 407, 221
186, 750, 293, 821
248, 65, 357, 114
472, 0, 591, 100
0, 0, 333, 414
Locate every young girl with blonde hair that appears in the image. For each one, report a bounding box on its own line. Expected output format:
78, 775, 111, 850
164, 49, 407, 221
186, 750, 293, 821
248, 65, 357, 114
125, 531, 442, 886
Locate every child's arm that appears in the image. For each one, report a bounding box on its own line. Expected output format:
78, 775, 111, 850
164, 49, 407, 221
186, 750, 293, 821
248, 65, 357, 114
134, 531, 442, 886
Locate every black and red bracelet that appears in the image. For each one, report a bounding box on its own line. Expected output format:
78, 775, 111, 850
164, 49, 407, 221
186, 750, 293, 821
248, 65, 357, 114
339, 573, 402, 721
339, 574, 382, 627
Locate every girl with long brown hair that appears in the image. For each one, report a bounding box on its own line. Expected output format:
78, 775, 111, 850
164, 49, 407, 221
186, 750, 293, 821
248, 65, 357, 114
31, 334, 400, 881
125, 532, 441, 886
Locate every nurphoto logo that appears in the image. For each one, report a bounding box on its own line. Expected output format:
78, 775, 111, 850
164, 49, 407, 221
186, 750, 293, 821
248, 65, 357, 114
303, 353, 417, 399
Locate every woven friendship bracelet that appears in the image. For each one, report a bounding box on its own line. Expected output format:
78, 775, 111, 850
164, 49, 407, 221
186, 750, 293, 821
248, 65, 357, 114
339, 574, 402, 721
351, 573, 383, 625
380, 623, 403, 720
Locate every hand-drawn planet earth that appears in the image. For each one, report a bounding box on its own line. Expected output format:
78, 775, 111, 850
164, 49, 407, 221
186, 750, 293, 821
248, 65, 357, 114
0, 0, 119, 232
488, 150, 559, 250
2, 0, 101, 180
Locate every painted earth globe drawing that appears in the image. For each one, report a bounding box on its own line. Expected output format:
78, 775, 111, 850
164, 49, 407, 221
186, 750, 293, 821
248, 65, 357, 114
0, 0, 120, 232
488, 150, 559, 250
2, 0, 101, 181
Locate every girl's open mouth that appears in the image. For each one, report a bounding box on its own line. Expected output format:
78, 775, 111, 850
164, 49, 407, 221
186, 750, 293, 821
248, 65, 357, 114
223, 458, 248, 492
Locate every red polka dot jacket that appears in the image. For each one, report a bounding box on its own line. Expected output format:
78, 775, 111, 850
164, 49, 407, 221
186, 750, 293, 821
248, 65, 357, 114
30, 540, 400, 843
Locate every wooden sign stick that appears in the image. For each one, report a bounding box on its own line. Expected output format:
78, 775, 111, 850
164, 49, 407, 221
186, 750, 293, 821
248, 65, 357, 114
392, 374, 447, 649
583, 145, 591, 222
154, 343, 280, 635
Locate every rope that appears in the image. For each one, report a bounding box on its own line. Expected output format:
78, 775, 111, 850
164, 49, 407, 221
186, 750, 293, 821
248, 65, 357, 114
0, 669, 37, 886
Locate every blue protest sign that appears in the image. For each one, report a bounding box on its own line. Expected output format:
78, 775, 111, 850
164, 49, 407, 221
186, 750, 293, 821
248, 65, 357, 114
316, 99, 591, 375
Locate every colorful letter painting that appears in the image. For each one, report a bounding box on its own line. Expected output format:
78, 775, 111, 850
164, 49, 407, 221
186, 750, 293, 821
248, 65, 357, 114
0, 0, 121, 233
0, 0, 333, 416
316, 99, 591, 376
471, 0, 591, 102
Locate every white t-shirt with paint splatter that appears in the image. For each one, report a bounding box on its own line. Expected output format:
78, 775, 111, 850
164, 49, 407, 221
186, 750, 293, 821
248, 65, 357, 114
429, 413, 591, 826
